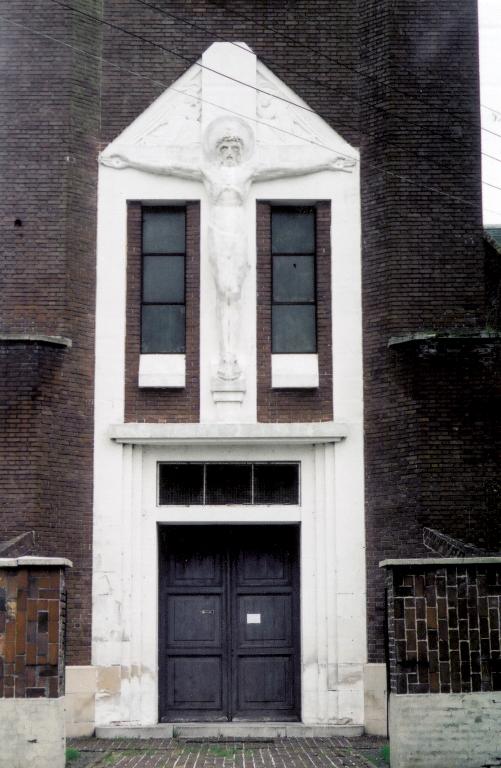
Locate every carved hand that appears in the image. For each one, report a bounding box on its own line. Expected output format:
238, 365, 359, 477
331, 155, 357, 171
100, 153, 128, 170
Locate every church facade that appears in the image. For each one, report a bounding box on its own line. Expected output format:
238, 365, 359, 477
1, 0, 499, 739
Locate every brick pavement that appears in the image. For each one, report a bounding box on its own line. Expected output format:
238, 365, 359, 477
67, 736, 388, 768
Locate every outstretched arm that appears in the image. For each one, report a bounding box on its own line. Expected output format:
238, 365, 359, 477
252, 149, 356, 182
99, 146, 204, 181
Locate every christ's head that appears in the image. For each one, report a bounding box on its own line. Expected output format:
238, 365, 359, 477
204, 117, 254, 165
217, 136, 244, 166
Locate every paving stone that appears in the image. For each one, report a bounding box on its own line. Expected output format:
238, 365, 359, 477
67, 736, 388, 768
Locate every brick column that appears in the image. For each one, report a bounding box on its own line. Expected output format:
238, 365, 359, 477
0, 556, 71, 768
382, 557, 501, 768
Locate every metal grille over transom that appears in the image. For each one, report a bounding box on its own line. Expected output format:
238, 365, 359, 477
158, 462, 300, 505
158, 526, 300, 722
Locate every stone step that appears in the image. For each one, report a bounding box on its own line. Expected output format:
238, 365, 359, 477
96, 722, 364, 740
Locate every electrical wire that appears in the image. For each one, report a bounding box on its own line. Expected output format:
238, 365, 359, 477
51, 0, 501, 149
2, 10, 501, 219
204, 0, 501, 141
127, 0, 501, 167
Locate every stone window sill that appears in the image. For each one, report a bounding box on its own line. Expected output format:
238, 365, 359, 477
271, 354, 319, 389
138, 354, 186, 388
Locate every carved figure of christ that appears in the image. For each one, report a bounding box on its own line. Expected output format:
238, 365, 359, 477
102, 117, 355, 382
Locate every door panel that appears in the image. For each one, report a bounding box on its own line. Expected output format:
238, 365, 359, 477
237, 656, 294, 710
167, 595, 222, 647
159, 525, 300, 722
237, 595, 292, 645
167, 657, 223, 710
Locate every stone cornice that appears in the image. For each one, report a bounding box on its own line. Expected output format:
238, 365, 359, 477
109, 421, 348, 445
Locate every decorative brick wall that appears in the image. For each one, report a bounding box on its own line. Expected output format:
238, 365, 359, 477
124, 201, 201, 423
256, 201, 333, 423
0, 563, 68, 699
385, 561, 501, 695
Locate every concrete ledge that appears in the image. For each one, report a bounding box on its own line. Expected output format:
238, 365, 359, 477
390, 692, 501, 768
0, 333, 72, 347
0, 556, 73, 568
388, 330, 501, 350
380, 556, 501, 567
96, 722, 364, 739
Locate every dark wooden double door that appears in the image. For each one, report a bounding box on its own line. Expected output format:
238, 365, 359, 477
159, 525, 300, 721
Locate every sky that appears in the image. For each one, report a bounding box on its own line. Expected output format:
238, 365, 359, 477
479, 0, 501, 225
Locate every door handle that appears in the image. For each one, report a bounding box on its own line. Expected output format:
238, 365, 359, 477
201, 609, 215, 615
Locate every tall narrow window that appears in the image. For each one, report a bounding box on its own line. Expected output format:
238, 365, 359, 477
141, 207, 186, 353
271, 206, 316, 353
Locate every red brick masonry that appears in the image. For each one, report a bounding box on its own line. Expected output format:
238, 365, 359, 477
385, 562, 501, 695
0, 566, 66, 699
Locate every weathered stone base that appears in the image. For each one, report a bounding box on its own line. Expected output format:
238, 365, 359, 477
0, 697, 65, 768
390, 692, 501, 768
96, 722, 364, 739
65, 666, 97, 737
363, 663, 387, 736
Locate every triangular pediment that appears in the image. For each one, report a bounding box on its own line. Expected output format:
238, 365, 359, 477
101, 42, 357, 164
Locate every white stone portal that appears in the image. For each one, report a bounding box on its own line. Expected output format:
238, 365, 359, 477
93, 41, 365, 729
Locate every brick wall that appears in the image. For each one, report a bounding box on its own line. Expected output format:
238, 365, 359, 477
2, 0, 496, 671
0, 566, 67, 699
358, 0, 500, 662
0, 1, 101, 665
385, 562, 501, 695
256, 201, 333, 422
124, 201, 201, 422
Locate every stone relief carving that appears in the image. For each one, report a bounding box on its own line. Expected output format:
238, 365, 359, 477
100, 115, 355, 385
137, 70, 202, 147
256, 70, 324, 147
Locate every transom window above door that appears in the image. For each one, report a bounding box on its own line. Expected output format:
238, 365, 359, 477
158, 462, 300, 505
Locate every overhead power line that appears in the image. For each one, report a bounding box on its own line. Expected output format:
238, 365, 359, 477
204, 0, 501, 141
128, 0, 501, 163
2, 10, 501, 220
51, 0, 501, 149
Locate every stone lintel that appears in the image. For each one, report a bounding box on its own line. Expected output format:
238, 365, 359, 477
109, 421, 348, 445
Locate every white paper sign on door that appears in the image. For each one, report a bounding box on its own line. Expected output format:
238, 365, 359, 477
247, 613, 261, 624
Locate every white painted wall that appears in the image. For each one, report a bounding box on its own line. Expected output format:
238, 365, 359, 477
92, 42, 365, 727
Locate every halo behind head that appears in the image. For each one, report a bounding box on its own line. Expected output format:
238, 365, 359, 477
203, 116, 255, 162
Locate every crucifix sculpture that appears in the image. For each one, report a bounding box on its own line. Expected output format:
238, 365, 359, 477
101, 116, 355, 383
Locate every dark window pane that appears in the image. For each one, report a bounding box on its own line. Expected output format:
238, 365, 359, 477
142, 305, 185, 353
159, 464, 204, 505
143, 255, 185, 303
205, 464, 252, 505
142, 209, 185, 253
273, 255, 315, 302
272, 305, 316, 353
272, 208, 315, 254
254, 464, 299, 505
